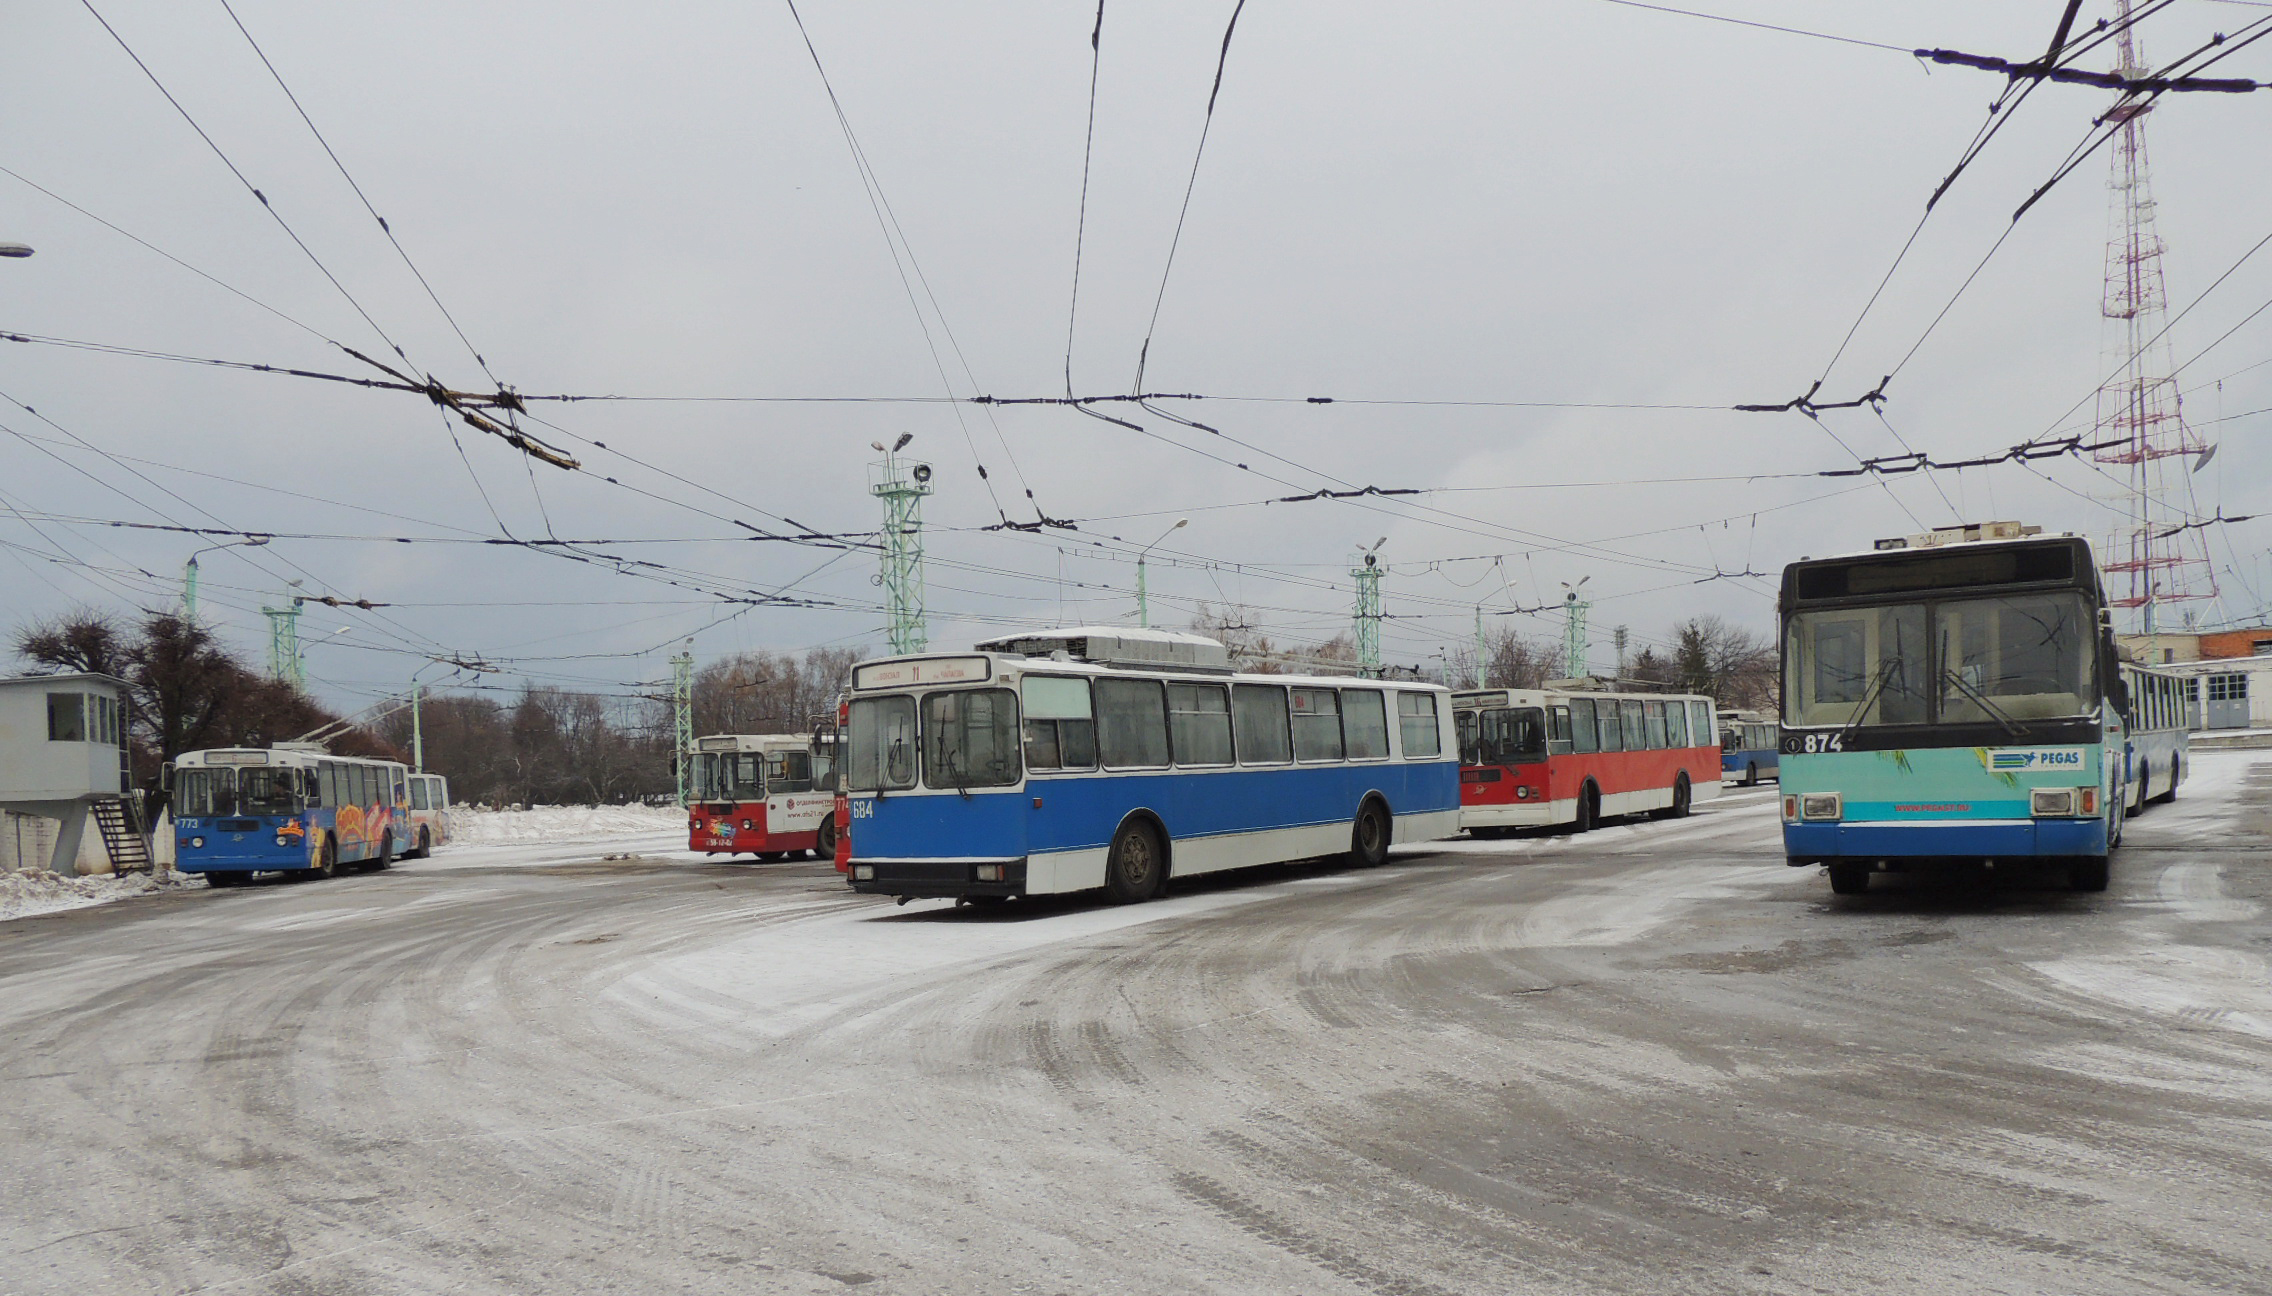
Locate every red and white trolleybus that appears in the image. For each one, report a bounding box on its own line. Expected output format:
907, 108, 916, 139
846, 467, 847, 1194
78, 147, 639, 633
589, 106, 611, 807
1453, 688, 1722, 836
688, 732, 840, 860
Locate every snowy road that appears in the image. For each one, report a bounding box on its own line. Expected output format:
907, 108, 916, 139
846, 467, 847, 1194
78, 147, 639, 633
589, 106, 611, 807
4, 758, 2269, 1295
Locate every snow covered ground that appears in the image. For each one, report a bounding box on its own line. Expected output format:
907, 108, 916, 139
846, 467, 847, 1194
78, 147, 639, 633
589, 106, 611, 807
0, 868, 202, 923
447, 803, 687, 846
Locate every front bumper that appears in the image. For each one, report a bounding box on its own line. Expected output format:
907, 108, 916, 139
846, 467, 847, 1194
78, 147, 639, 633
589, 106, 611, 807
849, 857, 1028, 898
1783, 817, 2108, 861
1462, 800, 1555, 828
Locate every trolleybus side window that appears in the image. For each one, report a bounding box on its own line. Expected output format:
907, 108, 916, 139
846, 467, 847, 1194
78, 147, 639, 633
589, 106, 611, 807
1021, 675, 1097, 772
410, 778, 430, 810
1233, 684, 1292, 764
1665, 699, 1687, 748
1400, 691, 1442, 758
1622, 700, 1648, 750
1596, 698, 1623, 753
1342, 689, 1390, 760
1644, 701, 1668, 749
1290, 688, 1344, 762
922, 689, 1022, 789
848, 695, 919, 791
767, 751, 814, 792
1569, 697, 1598, 754
1690, 701, 1714, 743
1167, 683, 1234, 766
1096, 678, 1171, 769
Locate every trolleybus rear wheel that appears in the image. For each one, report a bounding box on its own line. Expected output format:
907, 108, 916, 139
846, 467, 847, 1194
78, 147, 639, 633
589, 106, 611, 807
1104, 820, 1164, 903
1349, 800, 1391, 868
1827, 861, 1869, 895
1656, 774, 1691, 820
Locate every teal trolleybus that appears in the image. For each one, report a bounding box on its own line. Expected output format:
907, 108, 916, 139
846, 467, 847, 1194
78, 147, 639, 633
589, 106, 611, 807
171, 745, 412, 886
1778, 523, 2135, 894
843, 628, 1462, 904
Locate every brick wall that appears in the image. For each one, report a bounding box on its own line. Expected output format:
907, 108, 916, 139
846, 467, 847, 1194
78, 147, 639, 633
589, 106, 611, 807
2199, 628, 2272, 660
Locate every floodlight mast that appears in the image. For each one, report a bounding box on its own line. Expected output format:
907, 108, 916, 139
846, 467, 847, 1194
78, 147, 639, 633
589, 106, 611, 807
871, 435, 932, 652
1353, 539, 1386, 677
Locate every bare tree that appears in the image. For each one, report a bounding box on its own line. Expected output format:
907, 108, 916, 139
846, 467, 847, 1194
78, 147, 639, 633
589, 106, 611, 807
1671, 615, 1777, 710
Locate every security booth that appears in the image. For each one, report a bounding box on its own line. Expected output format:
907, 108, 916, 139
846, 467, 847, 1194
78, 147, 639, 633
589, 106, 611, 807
0, 673, 141, 875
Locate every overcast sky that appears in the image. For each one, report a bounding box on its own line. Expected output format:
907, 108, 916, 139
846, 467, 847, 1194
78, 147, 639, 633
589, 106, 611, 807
5, 1, 2269, 712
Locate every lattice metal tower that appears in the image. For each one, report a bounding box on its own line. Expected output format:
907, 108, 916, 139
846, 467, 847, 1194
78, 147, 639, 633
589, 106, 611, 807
1561, 580, 1591, 680
1352, 550, 1383, 677
671, 648, 694, 807
262, 594, 304, 689
2093, 0, 2215, 631
870, 441, 933, 654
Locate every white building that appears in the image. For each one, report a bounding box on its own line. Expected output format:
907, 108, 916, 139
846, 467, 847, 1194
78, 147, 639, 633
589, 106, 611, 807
0, 673, 133, 874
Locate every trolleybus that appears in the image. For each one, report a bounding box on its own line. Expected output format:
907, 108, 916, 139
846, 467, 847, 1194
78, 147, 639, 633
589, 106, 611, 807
1719, 711, 1780, 786
170, 745, 411, 885
2119, 660, 2189, 813
1778, 522, 2131, 893
405, 772, 451, 857
1453, 687, 1721, 836
687, 732, 839, 859
842, 629, 1461, 903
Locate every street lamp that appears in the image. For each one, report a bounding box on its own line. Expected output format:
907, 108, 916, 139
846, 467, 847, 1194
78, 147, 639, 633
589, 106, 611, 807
0, 243, 33, 259
183, 536, 271, 621
408, 661, 462, 773
1136, 518, 1188, 629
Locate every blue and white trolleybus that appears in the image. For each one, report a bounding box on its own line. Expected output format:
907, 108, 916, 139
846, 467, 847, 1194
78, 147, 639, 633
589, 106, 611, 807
171, 745, 413, 886
844, 629, 1462, 904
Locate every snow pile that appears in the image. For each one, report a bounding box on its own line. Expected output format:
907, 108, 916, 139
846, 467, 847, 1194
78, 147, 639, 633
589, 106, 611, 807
1, 869, 198, 923
448, 803, 687, 846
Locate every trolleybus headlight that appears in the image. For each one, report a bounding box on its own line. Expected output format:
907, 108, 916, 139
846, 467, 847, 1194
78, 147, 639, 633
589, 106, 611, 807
853, 865, 874, 880
975, 864, 1005, 881
2030, 788, 2075, 818
275, 836, 289, 847
190, 836, 205, 849
1799, 794, 1841, 821
741, 819, 753, 830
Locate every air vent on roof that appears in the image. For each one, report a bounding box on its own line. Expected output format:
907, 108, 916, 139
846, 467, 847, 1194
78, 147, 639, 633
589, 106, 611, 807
975, 627, 1233, 673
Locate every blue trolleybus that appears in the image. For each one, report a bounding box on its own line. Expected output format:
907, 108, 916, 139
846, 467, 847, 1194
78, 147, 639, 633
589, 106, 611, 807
171, 745, 413, 886
843, 629, 1462, 904
1717, 711, 1780, 786
1778, 522, 2148, 894
2118, 659, 2190, 813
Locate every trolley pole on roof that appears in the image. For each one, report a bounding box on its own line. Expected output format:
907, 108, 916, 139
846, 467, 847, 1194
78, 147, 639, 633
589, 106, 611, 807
869, 435, 932, 653
1560, 578, 1591, 680
671, 647, 694, 808
1353, 539, 1385, 677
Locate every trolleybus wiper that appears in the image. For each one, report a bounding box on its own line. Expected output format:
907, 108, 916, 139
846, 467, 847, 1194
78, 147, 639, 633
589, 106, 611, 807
1939, 667, 2023, 739
1835, 659, 1900, 745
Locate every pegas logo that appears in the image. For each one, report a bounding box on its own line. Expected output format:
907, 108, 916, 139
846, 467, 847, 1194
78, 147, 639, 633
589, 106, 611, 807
1984, 747, 2086, 772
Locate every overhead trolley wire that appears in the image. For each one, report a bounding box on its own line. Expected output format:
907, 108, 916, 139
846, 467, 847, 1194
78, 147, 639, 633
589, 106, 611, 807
1130, 0, 1247, 396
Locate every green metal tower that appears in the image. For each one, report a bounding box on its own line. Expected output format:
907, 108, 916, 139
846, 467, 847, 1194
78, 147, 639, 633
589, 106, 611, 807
1353, 550, 1383, 677
671, 648, 694, 807
870, 439, 932, 654
1561, 578, 1591, 680
262, 593, 304, 689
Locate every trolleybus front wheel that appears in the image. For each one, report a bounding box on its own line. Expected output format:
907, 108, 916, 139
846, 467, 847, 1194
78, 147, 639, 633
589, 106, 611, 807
1571, 784, 1600, 834
1827, 861, 1870, 895
815, 818, 837, 859
2153, 757, 2180, 804
206, 870, 248, 889
310, 836, 337, 881
2070, 855, 2110, 892
1104, 820, 1165, 903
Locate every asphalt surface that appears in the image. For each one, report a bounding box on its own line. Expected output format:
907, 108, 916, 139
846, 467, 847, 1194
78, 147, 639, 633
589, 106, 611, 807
4, 754, 2269, 1296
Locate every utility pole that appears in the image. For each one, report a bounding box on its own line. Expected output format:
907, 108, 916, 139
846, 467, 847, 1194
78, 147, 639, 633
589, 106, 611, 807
263, 585, 304, 688
1352, 538, 1386, 677
1613, 625, 1629, 681
1474, 606, 1488, 689
869, 435, 932, 653
671, 647, 694, 808
1561, 578, 1591, 680
411, 679, 425, 772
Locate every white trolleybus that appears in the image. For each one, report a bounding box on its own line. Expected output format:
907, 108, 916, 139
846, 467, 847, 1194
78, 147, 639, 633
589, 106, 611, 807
843, 629, 1462, 904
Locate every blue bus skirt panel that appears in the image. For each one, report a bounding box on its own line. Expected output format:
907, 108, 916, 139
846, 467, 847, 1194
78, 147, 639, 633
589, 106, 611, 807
1784, 817, 2108, 861
850, 762, 1461, 896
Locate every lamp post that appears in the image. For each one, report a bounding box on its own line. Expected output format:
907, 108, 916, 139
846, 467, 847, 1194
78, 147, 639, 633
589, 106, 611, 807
183, 536, 271, 621
1135, 518, 1187, 629
408, 661, 458, 773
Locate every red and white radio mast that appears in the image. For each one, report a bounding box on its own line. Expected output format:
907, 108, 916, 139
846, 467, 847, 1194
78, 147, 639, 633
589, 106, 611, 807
2093, 0, 2216, 632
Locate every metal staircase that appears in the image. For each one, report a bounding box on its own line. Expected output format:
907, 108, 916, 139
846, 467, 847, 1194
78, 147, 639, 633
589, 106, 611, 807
91, 796, 151, 874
